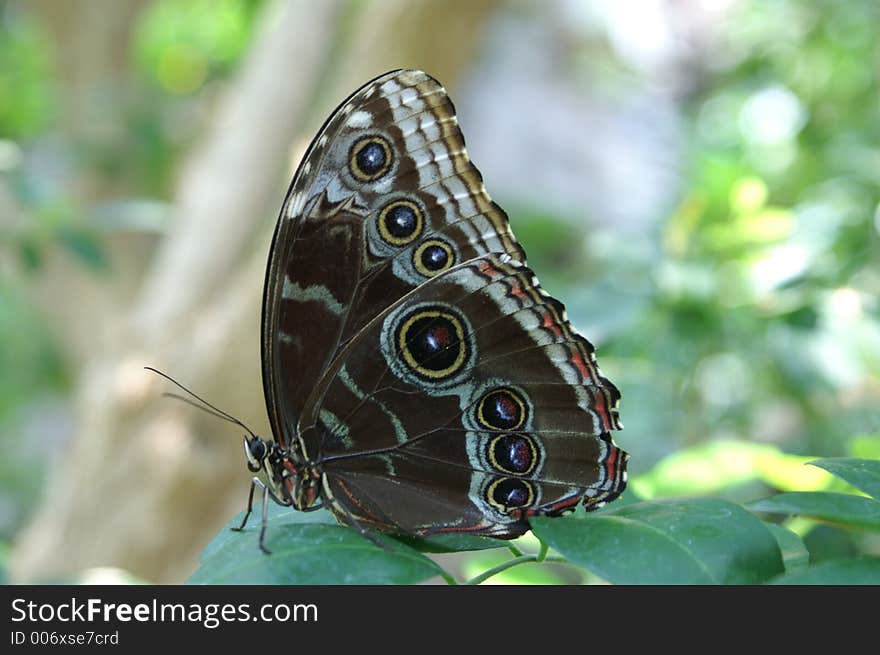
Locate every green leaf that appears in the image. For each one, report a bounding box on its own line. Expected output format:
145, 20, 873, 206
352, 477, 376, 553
189, 504, 445, 584
802, 525, 860, 563
531, 498, 784, 584
199, 503, 336, 562
809, 458, 880, 500
189, 524, 445, 585
770, 558, 880, 585
750, 492, 880, 530
765, 524, 809, 572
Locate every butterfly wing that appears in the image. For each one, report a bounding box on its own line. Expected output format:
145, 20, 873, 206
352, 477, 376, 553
301, 254, 627, 538
262, 70, 524, 452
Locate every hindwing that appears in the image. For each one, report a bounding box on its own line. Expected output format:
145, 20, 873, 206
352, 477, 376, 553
298, 255, 626, 537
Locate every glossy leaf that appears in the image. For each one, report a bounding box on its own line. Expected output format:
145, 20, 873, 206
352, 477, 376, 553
199, 502, 336, 561
531, 498, 784, 584
750, 492, 880, 530
765, 524, 809, 572
189, 505, 445, 585
809, 458, 880, 500
770, 558, 880, 585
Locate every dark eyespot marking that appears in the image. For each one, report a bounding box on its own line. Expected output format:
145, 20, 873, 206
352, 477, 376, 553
349, 136, 393, 182
487, 433, 538, 476
477, 388, 527, 431
413, 239, 455, 277
378, 199, 423, 246
487, 477, 535, 511
396, 307, 469, 380
421, 244, 448, 268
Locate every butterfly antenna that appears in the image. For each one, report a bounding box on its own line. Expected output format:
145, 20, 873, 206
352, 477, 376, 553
144, 366, 259, 440
159, 392, 247, 425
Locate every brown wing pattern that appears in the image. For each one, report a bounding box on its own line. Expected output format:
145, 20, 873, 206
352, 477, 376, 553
302, 254, 626, 537
262, 69, 626, 538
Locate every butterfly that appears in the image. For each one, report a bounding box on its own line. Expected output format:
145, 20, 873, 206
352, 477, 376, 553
238, 69, 628, 552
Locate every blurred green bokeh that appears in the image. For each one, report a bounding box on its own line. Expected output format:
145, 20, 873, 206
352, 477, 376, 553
1, 0, 878, 578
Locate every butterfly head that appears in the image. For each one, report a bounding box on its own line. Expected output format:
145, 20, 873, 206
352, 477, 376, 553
242, 435, 268, 473
242, 435, 292, 483
242, 435, 320, 510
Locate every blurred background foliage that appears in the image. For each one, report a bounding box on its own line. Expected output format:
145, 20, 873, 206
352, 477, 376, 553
0, 0, 878, 584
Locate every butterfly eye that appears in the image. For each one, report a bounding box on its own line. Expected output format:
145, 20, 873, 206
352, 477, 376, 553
487, 477, 535, 511
487, 433, 538, 476
476, 387, 527, 431
244, 437, 267, 472
378, 199, 423, 246
413, 239, 455, 277
349, 135, 393, 182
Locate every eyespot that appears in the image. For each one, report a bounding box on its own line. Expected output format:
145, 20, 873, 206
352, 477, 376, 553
381, 302, 476, 390
476, 388, 527, 431
349, 135, 393, 182
486, 477, 535, 511
377, 199, 423, 246
396, 306, 470, 381
413, 239, 455, 277
487, 433, 538, 476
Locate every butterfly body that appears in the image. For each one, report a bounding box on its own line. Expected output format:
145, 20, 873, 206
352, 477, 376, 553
247, 69, 627, 545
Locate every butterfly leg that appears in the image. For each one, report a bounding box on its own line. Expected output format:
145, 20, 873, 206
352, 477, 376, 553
231, 476, 261, 533
257, 479, 272, 555
231, 476, 274, 554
